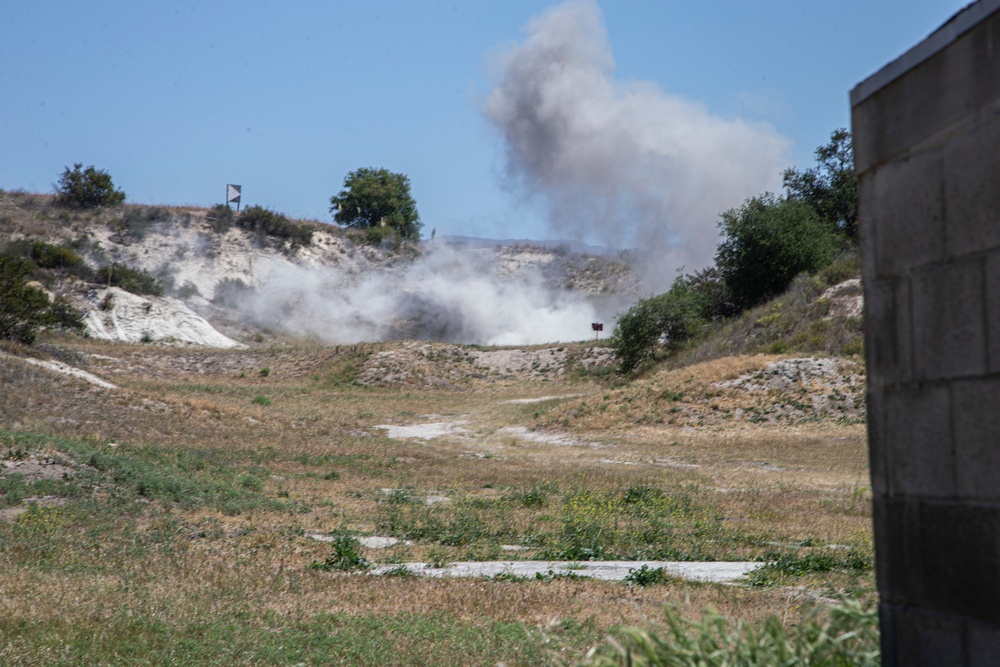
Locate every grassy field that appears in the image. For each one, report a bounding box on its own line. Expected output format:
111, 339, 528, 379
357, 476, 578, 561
0, 334, 875, 665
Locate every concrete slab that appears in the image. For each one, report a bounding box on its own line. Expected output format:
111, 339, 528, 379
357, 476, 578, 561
369, 560, 763, 583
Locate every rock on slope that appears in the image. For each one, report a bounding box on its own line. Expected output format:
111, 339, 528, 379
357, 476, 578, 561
81, 287, 242, 348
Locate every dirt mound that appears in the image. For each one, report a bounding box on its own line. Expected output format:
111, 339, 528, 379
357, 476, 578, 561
355, 342, 615, 388
544, 354, 865, 431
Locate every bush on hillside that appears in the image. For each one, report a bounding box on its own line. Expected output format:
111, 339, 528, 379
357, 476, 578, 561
213, 277, 254, 307
611, 276, 709, 374
110, 206, 170, 241
715, 194, 837, 312
48, 296, 86, 333
237, 205, 313, 247
55, 163, 126, 209
0, 256, 58, 344
206, 204, 234, 234
94, 263, 164, 296
4, 239, 84, 271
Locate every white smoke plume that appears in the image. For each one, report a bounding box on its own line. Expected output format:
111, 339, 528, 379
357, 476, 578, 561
483, 0, 791, 290
234, 244, 599, 345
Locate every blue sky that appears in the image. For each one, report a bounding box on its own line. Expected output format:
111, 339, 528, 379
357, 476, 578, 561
0, 1, 970, 244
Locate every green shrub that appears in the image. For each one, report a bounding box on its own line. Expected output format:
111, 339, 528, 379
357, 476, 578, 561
0, 256, 55, 344
362, 225, 402, 248
174, 281, 200, 298
6, 240, 84, 271
94, 263, 164, 296
236, 205, 313, 246
746, 548, 872, 588
622, 564, 675, 587
716, 195, 837, 312
213, 277, 254, 307
611, 276, 708, 374
55, 163, 125, 209
111, 206, 170, 240
584, 600, 879, 666
206, 204, 234, 234
310, 532, 370, 572
48, 296, 86, 333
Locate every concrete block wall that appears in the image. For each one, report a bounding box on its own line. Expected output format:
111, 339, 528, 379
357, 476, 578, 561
852, 1, 1000, 664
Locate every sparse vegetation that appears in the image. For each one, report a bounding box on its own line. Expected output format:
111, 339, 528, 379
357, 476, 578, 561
236, 204, 313, 247
94, 262, 164, 296
0, 163, 874, 664
310, 531, 371, 571
611, 131, 859, 374
206, 203, 234, 233
584, 599, 879, 666
213, 276, 254, 307
0, 255, 84, 344
110, 205, 171, 241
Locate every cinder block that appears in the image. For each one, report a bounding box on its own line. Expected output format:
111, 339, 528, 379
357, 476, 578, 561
968, 621, 1000, 667
859, 173, 878, 282
944, 117, 1000, 258
893, 605, 967, 667
884, 384, 954, 497
987, 251, 1000, 373
920, 500, 1000, 623
953, 378, 1000, 499
879, 603, 898, 667
865, 388, 888, 495
853, 11, 1000, 174
874, 497, 925, 604
912, 260, 986, 380
873, 149, 946, 277
865, 277, 913, 386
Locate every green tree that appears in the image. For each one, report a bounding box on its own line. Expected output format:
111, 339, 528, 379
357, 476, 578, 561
329, 167, 421, 241
783, 128, 858, 238
55, 163, 126, 209
611, 276, 708, 374
715, 194, 837, 312
0, 256, 54, 344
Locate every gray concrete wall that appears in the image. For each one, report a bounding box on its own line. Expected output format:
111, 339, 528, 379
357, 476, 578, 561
853, 1, 1000, 664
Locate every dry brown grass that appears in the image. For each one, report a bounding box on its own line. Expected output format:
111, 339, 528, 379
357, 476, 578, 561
0, 334, 875, 664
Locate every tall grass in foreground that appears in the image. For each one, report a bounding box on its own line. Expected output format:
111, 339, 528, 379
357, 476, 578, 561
584, 599, 879, 666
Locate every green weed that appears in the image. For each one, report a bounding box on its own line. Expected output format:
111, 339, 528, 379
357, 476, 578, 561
584, 599, 879, 666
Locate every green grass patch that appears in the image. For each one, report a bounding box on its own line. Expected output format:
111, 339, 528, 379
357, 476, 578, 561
0, 610, 573, 666
746, 547, 873, 588
0, 429, 284, 516
376, 483, 759, 561
584, 599, 879, 666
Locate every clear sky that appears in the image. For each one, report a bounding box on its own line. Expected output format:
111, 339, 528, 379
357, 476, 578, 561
0, 0, 971, 245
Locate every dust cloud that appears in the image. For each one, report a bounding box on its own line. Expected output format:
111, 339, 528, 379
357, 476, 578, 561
482, 0, 790, 290
233, 244, 599, 345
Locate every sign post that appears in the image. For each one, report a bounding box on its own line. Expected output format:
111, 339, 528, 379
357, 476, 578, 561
226, 184, 242, 212
591, 322, 604, 340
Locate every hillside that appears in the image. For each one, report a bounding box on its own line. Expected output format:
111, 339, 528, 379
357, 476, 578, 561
0, 190, 639, 347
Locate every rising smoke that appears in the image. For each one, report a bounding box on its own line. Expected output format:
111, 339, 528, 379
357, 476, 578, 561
192, 0, 792, 346
483, 0, 791, 290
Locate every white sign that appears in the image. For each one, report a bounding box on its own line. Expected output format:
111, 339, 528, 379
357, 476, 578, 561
226, 184, 241, 204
